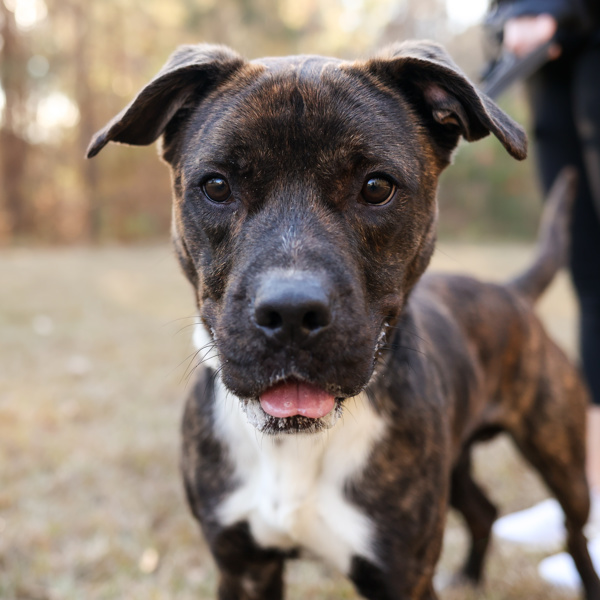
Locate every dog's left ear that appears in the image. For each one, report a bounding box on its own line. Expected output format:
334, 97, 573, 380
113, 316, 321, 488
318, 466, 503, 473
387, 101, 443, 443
86, 44, 245, 159
362, 41, 527, 162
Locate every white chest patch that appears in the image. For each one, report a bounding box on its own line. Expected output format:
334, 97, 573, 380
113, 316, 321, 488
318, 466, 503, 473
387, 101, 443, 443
211, 376, 386, 574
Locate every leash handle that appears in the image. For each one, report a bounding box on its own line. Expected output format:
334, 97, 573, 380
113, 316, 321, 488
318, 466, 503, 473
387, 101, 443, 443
481, 39, 555, 100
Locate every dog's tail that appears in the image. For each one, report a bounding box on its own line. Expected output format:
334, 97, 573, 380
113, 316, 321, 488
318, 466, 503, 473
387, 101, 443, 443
508, 167, 578, 303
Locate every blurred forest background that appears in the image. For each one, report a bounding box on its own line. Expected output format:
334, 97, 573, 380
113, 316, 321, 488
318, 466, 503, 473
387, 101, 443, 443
0, 0, 540, 245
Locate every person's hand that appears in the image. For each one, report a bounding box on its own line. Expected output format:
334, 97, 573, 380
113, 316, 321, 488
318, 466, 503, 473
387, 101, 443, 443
504, 14, 561, 59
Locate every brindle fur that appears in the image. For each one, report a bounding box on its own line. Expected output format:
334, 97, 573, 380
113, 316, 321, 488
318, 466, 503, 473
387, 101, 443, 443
88, 41, 600, 599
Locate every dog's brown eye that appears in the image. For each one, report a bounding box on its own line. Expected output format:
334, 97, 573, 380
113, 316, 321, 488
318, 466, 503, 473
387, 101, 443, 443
361, 176, 395, 205
203, 177, 232, 203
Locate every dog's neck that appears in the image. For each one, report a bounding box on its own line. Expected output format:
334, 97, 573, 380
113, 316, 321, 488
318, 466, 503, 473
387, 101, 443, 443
209, 359, 386, 574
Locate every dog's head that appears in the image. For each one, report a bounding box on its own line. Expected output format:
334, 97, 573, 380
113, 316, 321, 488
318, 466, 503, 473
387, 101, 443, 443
89, 41, 526, 434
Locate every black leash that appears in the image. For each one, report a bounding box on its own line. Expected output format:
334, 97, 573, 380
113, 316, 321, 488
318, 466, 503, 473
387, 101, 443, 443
481, 40, 555, 99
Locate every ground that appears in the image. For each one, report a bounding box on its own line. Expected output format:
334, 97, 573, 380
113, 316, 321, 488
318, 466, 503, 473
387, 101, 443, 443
0, 243, 582, 599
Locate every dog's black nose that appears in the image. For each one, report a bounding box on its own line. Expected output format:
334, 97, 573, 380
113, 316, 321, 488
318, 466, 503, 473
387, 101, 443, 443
254, 273, 332, 344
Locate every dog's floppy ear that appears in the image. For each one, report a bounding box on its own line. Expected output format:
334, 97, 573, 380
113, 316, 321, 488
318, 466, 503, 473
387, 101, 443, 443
86, 44, 244, 158
363, 41, 527, 162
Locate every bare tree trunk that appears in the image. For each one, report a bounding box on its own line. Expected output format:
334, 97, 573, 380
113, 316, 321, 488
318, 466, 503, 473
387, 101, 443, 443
0, 3, 31, 242
73, 3, 100, 242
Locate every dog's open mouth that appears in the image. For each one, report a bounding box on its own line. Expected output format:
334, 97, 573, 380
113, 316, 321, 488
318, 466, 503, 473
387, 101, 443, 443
260, 380, 336, 418
241, 379, 343, 434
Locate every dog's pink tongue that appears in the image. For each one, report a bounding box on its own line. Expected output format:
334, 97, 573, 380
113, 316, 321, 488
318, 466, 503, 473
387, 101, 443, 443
260, 381, 335, 419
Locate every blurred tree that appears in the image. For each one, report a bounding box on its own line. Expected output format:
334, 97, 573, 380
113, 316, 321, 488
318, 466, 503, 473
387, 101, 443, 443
0, 0, 32, 241
0, 0, 540, 244
70, 0, 98, 240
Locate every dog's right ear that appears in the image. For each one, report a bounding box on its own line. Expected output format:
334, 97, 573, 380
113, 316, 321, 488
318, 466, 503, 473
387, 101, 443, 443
86, 44, 244, 159
359, 41, 527, 164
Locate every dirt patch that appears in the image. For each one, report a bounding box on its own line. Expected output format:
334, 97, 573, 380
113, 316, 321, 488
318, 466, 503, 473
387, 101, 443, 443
0, 244, 579, 599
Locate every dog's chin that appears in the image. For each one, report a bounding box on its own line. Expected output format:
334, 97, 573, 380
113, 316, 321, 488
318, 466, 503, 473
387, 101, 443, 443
241, 398, 344, 435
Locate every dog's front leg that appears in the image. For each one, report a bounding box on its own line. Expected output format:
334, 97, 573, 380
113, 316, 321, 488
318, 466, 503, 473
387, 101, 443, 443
350, 555, 440, 600
347, 423, 449, 600
210, 522, 286, 600
181, 369, 287, 600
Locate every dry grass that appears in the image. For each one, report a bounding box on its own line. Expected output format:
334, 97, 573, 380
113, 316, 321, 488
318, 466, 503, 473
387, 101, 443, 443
0, 243, 582, 599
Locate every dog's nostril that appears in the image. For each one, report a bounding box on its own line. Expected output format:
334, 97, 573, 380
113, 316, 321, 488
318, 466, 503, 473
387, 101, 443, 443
255, 304, 282, 330
302, 308, 330, 332
264, 310, 283, 330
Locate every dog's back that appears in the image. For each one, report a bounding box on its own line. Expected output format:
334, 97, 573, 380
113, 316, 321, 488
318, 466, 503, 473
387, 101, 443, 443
399, 168, 596, 590
411, 168, 586, 445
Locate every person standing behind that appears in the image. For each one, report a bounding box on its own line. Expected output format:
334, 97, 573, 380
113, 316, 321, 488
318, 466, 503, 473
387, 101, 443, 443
486, 0, 600, 590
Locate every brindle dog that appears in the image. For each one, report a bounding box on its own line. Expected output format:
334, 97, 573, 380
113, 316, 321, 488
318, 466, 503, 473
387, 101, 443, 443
88, 41, 600, 599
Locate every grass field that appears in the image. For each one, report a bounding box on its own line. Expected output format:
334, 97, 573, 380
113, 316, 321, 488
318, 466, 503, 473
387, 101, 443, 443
0, 243, 582, 599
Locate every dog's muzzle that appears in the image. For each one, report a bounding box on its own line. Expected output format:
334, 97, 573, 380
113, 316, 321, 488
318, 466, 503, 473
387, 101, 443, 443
246, 271, 340, 432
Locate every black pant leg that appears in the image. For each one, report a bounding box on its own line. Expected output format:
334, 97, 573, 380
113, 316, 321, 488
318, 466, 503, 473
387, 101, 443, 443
573, 43, 600, 405
527, 50, 600, 404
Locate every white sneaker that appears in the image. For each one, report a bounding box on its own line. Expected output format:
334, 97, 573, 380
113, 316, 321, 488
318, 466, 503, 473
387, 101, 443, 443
588, 495, 600, 540
493, 498, 566, 550
492, 493, 600, 551
538, 537, 600, 590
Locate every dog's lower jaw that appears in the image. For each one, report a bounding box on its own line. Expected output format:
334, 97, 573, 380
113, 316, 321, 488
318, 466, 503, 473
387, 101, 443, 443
241, 397, 344, 435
